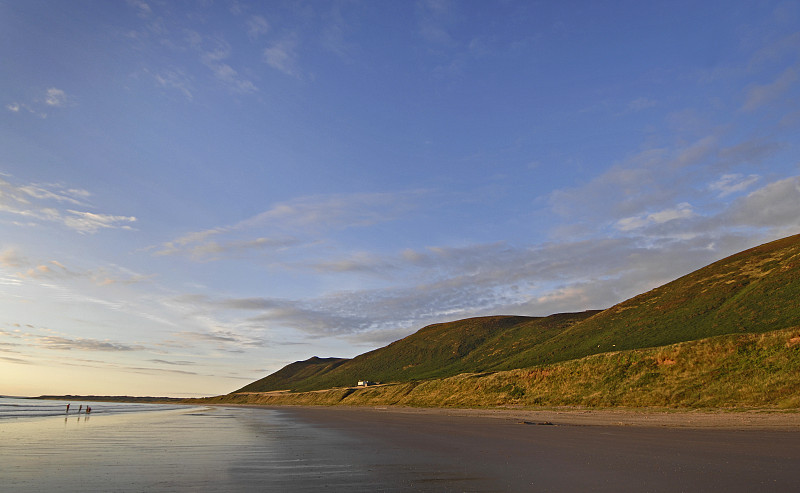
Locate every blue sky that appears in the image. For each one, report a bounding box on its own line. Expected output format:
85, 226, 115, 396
1, 0, 799, 397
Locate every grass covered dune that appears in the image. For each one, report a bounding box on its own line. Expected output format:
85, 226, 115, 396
192, 235, 800, 414
198, 325, 800, 410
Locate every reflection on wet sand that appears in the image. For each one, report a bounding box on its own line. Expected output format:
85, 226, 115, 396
4, 406, 800, 492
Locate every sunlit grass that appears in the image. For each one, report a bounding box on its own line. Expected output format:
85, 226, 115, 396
218, 234, 800, 409
199, 326, 800, 409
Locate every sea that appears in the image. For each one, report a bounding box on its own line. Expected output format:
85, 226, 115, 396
4, 397, 800, 492
0, 396, 188, 420
0, 396, 460, 492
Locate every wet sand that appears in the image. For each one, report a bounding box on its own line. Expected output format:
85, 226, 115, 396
292, 404, 800, 429
3, 404, 800, 491
279, 406, 800, 491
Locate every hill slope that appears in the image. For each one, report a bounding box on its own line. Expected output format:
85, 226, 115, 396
237, 312, 599, 392
236, 356, 348, 393
515, 233, 800, 366
205, 325, 800, 409
237, 233, 800, 394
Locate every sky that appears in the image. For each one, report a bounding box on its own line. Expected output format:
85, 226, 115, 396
1, 0, 799, 397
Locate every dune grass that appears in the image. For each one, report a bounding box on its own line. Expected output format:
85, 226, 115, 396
236, 235, 800, 395
195, 325, 800, 410
236, 312, 599, 393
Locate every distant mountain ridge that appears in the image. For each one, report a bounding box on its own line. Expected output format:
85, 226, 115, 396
237, 233, 800, 394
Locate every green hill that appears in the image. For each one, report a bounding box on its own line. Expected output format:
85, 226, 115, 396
235, 233, 800, 395
521, 233, 800, 365
237, 312, 599, 392
236, 356, 348, 393
203, 325, 800, 409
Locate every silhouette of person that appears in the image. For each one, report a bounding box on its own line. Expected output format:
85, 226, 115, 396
86, 406, 91, 413
78, 405, 82, 413
66, 403, 70, 413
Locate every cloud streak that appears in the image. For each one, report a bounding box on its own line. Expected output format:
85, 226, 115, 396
709, 174, 760, 197
6, 88, 73, 118
158, 173, 800, 348
154, 191, 428, 260
742, 67, 797, 112
0, 176, 136, 234
35, 335, 146, 352
263, 38, 300, 77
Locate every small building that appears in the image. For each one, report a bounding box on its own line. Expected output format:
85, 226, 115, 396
357, 380, 374, 387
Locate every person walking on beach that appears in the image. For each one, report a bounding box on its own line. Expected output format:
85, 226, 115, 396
86, 406, 91, 414
66, 403, 70, 414
78, 405, 82, 413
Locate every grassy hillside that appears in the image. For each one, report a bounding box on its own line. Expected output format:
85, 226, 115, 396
236, 357, 348, 393
517, 233, 800, 366
238, 312, 599, 392
235, 233, 800, 397
201, 325, 800, 409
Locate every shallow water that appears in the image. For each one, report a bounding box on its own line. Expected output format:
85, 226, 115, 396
0, 397, 188, 420
4, 400, 800, 492
0, 401, 475, 492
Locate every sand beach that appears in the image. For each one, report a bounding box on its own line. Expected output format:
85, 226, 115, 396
278, 405, 800, 491
3, 401, 800, 491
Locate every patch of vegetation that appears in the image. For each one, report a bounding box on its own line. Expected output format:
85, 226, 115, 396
228, 234, 800, 407
235, 356, 348, 393
237, 312, 599, 392
193, 326, 800, 409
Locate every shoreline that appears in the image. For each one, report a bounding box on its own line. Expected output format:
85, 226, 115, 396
207, 403, 800, 430
6, 401, 800, 491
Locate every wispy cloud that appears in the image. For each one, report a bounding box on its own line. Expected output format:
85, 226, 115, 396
44, 354, 202, 376
311, 251, 394, 274
6, 88, 73, 118
722, 176, 800, 233
36, 335, 146, 352
709, 173, 760, 197
263, 37, 300, 77
200, 38, 258, 93
0, 175, 135, 234
320, 5, 355, 60
152, 69, 194, 100
246, 15, 270, 40
126, 0, 152, 18
164, 173, 800, 348
156, 236, 299, 261
154, 191, 427, 260
616, 203, 696, 232
149, 358, 196, 366
63, 210, 136, 234
0, 248, 26, 268
162, 238, 689, 343
747, 31, 800, 70
176, 328, 266, 350
417, 0, 457, 46
546, 129, 788, 234
627, 97, 657, 112
716, 139, 782, 169
239, 191, 425, 229
126, 2, 259, 96
0, 355, 31, 364
742, 66, 797, 112
15, 259, 74, 280
44, 88, 68, 107
0, 249, 151, 289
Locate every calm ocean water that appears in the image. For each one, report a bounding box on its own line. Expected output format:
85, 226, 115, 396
3, 400, 800, 491
0, 396, 188, 420
0, 399, 459, 491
